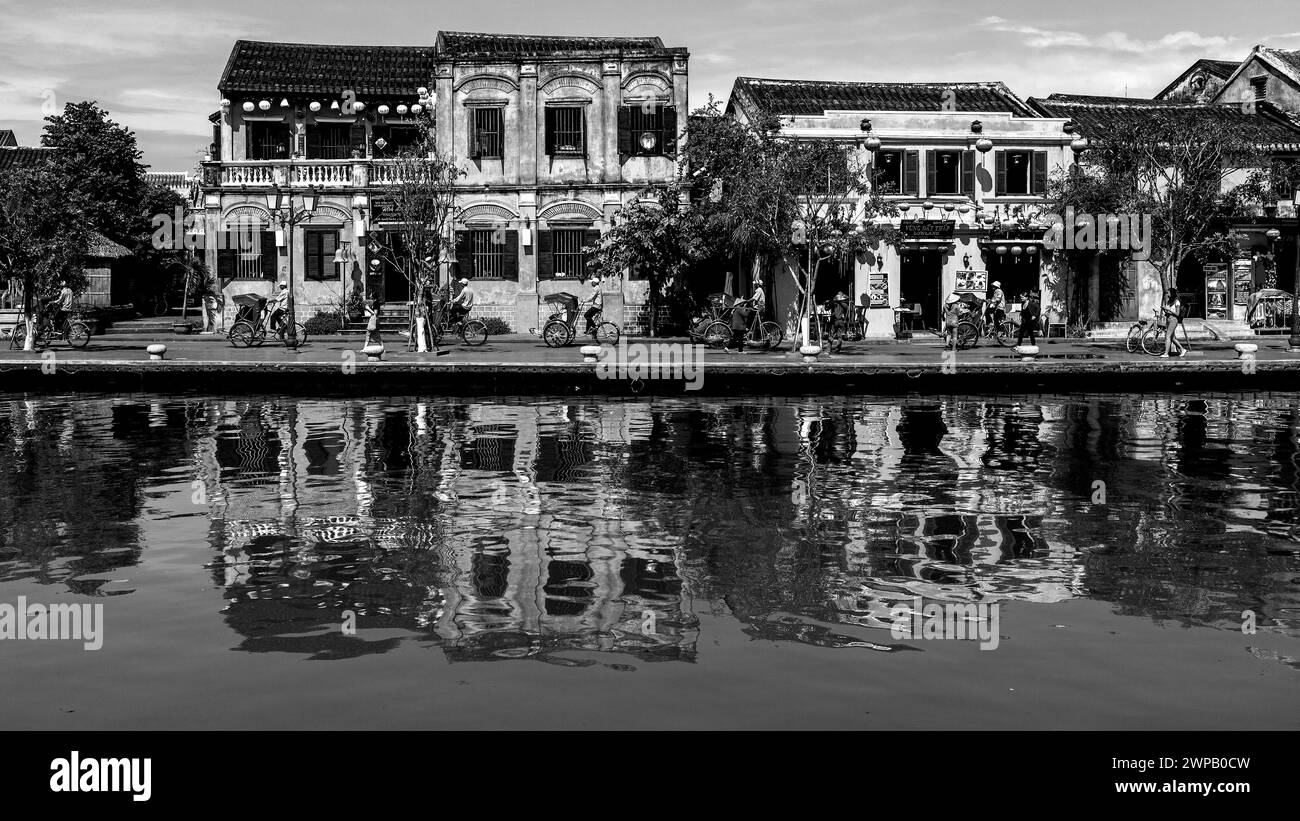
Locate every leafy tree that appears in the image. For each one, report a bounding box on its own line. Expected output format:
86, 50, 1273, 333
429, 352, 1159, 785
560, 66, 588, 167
0, 165, 91, 349
40, 101, 147, 243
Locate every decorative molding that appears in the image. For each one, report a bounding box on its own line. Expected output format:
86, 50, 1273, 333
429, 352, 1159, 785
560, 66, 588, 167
620, 71, 671, 92
222, 204, 271, 225
454, 74, 520, 94
538, 200, 603, 221
304, 204, 352, 224
457, 202, 518, 223
540, 73, 601, 95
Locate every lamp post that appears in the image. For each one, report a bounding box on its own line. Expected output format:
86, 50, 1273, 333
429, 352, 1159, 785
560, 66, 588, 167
265, 184, 318, 348
1289, 187, 1300, 351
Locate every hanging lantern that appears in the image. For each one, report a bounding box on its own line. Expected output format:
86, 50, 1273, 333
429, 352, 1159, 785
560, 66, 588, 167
377, 104, 390, 115
353, 101, 366, 112
975, 136, 994, 153
417, 87, 429, 97
241, 101, 255, 112
639, 131, 658, 152
309, 101, 321, 112
970, 120, 984, 134
944, 202, 956, 212
864, 135, 882, 152
330, 100, 340, 111
995, 245, 1009, 256
958, 203, 972, 214
1266, 228, 1283, 240
1010, 245, 1023, 256
1025, 245, 1039, 255
820, 242, 837, 256
923, 199, 934, 210
369, 258, 381, 269
410, 103, 422, 114
220, 98, 231, 109
279, 98, 290, 108
396, 104, 409, 115
258, 99, 271, 111
1071, 136, 1089, 152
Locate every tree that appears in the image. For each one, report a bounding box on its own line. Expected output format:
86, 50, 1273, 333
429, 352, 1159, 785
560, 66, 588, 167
585, 184, 711, 336
363, 111, 463, 352
0, 165, 91, 350
40, 101, 147, 243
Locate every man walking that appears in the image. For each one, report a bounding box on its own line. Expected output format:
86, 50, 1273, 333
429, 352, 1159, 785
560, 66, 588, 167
1017, 291, 1040, 346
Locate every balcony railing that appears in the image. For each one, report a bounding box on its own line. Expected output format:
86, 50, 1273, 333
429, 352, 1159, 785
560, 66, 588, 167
204, 159, 431, 188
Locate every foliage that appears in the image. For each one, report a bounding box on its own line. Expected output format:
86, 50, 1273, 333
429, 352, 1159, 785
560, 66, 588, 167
303, 311, 345, 335
0, 165, 91, 349
480, 316, 512, 335
40, 101, 148, 243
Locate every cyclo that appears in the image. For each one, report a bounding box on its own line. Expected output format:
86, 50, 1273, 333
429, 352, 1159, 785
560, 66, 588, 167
949, 293, 1014, 350
227, 293, 308, 348
427, 292, 489, 346
531, 291, 619, 347
695, 293, 783, 350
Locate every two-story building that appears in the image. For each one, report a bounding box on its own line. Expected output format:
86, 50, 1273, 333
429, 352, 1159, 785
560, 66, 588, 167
726, 77, 1076, 336
201, 32, 688, 335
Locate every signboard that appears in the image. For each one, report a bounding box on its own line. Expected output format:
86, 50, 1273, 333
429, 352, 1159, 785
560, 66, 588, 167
1204, 263, 1228, 319
954, 269, 986, 292
899, 219, 955, 240
868, 270, 889, 307
1232, 258, 1253, 306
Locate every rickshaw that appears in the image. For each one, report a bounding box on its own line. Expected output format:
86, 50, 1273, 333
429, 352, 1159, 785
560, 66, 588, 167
688, 292, 735, 344
531, 291, 619, 347
949, 293, 1014, 350
227, 293, 309, 348
697, 295, 784, 350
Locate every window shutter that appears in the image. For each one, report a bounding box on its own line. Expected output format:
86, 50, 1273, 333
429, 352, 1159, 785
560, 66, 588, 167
662, 106, 678, 157
212, 123, 222, 161
617, 106, 632, 160
583, 229, 602, 275
996, 151, 1007, 196
305, 233, 319, 281
217, 246, 236, 280
1032, 150, 1048, 195
903, 150, 919, 196
537, 230, 554, 279
350, 121, 367, 157
580, 109, 588, 157
502, 230, 519, 280
544, 108, 557, 155
306, 127, 322, 159
260, 231, 278, 279
455, 231, 474, 278
925, 150, 937, 197
961, 150, 976, 195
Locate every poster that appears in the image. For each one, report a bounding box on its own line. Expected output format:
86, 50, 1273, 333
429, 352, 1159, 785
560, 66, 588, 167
1232, 258, 1253, 306
868, 270, 889, 307
1204, 263, 1228, 319
954, 269, 986, 292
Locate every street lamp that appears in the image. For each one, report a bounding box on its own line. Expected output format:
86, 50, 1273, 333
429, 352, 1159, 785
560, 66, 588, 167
265, 184, 319, 348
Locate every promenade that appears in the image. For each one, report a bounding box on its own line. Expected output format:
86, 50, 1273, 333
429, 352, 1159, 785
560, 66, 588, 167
2, 332, 1296, 395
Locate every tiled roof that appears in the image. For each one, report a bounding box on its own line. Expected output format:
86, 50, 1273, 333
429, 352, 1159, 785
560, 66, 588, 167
730, 77, 1038, 118
435, 31, 679, 57
87, 231, 131, 260
0, 146, 54, 172
1261, 47, 1300, 84
219, 40, 439, 96
0, 130, 17, 148
145, 171, 191, 187
1028, 95, 1300, 149
1198, 59, 1241, 80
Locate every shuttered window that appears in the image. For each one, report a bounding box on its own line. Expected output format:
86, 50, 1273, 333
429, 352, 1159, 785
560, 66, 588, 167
471, 108, 503, 159
537, 228, 600, 280
218, 231, 277, 280
874, 150, 904, 194
624, 104, 670, 156
455, 230, 519, 280
307, 124, 351, 160
305, 230, 339, 281
927, 150, 964, 196
545, 107, 585, 156
246, 123, 290, 160
997, 150, 1048, 196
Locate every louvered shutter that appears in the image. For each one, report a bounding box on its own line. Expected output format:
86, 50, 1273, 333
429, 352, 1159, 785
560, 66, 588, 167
903, 150, 920, 196
544, 108, 557, 156
996, 151, 1007, 196
501, 231, 519, 281
961, 150, 976, 195
217, 245, 236, 280
662, 106, 678, 157
306, 127, 322, 160
455, 231, 474, 278
1032, 150, 1048, 195
537, 230, 554, 279
925, 151, 937, 197
260, 231, 278, 279
618, 106, 632, 160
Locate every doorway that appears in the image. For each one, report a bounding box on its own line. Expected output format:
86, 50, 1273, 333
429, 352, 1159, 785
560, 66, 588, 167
900, 252, 942, 329
375, 231, 412, 303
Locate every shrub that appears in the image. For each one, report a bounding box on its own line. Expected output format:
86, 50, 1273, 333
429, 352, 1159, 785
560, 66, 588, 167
481, 316, 512, 335
303, 311, 345, 335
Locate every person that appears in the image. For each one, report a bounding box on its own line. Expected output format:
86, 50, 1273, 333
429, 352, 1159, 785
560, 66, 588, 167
751, 280, 767, 319
726, 293, 753, 353
45, 280, 75, 334
582, 277, 603, 335
829, 291, 851, 340
1159, 288, 1184, 358
267, 282, 289, 335
364, 296, 382, 346
449, 277, 475, 326
942, 293, 966, 349
1017, 291, 1041, 346
986, 280, 1006, 328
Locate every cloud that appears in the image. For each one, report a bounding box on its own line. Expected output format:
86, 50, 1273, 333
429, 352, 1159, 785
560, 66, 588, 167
0, 7, 249, 60
977, 16, 1235, 54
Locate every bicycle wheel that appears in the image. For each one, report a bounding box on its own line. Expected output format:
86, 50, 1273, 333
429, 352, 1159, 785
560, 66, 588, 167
228, 321, 256, 348
282, 323, 307, 348
461, 319, 488, 346
703, 320, 731, 348
955, 321, 979, 350
543, 319, 571, 347
993, 320, 1016, 347
595, 322, 619, 345
1126, 323, 1144, 353
66, 322, 90, 348
9, 323, 26, 350
760, 321, 783, 350
1140, 325, 1166, 356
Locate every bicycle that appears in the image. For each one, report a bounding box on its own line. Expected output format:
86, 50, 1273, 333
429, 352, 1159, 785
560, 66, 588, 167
953, 308, 1014, 350
1140, 316, 1191, 356
1126, 309, 1162, 353
227, 294, 307, 348
536, 293, 620, 347
9, 312, 91, 350
701, 299, 783, 351
429, 303, 488, 346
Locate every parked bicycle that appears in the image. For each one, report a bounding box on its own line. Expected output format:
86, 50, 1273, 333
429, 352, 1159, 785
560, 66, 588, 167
700, 297, 783, 350
8, 311, 90, 350
1126, 309, 1162, 353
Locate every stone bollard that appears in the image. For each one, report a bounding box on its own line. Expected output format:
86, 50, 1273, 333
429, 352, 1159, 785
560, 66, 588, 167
799, 344, 822, 364
1014, 344, 1039, 362
361, 342, 385, 362
1234, 342, 1258, 361
146, 343, 167, 361
580, 344, 601, 364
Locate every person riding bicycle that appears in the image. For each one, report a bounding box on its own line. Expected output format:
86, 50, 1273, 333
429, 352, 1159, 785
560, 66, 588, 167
449, 278, 475, 326
582, 277, 603, 335
986, 280, 1006, 328
45, 280, 75, 335
267, 282, 289, 335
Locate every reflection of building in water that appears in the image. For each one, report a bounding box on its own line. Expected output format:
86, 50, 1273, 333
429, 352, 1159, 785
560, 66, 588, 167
193, 399, 697, 661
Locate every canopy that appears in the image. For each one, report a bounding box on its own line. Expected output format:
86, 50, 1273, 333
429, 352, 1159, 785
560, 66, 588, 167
544, 292, 578, 308
708, 292, 735, 307
232, 293, 266, 308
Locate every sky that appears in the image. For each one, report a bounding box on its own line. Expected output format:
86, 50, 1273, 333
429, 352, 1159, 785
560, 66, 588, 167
2, 0, 1298, 170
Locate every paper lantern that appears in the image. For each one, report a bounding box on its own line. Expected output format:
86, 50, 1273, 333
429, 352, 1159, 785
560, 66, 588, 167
353, 101, 366, 112
241, 101, 255, 112
995, 245, 1009, 256
864, 135, 882, 151
410, 103, 422, 114
309, 101, 321, 112
975, 137, 994, 153
1071, 136, 1089, 152
377, 104, 390, 115
396, 104, 408, 115
258, 100, 271, 111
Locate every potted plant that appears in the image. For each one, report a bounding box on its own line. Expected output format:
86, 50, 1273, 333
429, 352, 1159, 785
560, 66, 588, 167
346, 285, 365, 322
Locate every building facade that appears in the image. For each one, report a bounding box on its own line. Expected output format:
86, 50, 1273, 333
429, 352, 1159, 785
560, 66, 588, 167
726, 77, 1077, 336
200, 32, 688, 334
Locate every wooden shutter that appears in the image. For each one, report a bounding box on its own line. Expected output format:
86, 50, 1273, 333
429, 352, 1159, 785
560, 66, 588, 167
501, 230, 519, 280
537, 230, 554, 279
903, 150, 919, 196
455, 231, 474, 278
580, 108, 588, 157
925, 150, 937, 197
306, 232, 321, 281
350, 121, 367, 157
260, 231, 278, 279
212, 123, 222, 161
617, 106, 632, 160
662, 106, 678, 156
995, 151, 1007, 196
217, 246, 236, 280
544, 108, 557, 156
961, 150, 976, 195
1032, 150, 1048, 195
306, 127, 322, 160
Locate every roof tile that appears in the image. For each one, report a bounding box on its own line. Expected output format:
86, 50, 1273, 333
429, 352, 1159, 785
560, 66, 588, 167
731, 77, 1038, 117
